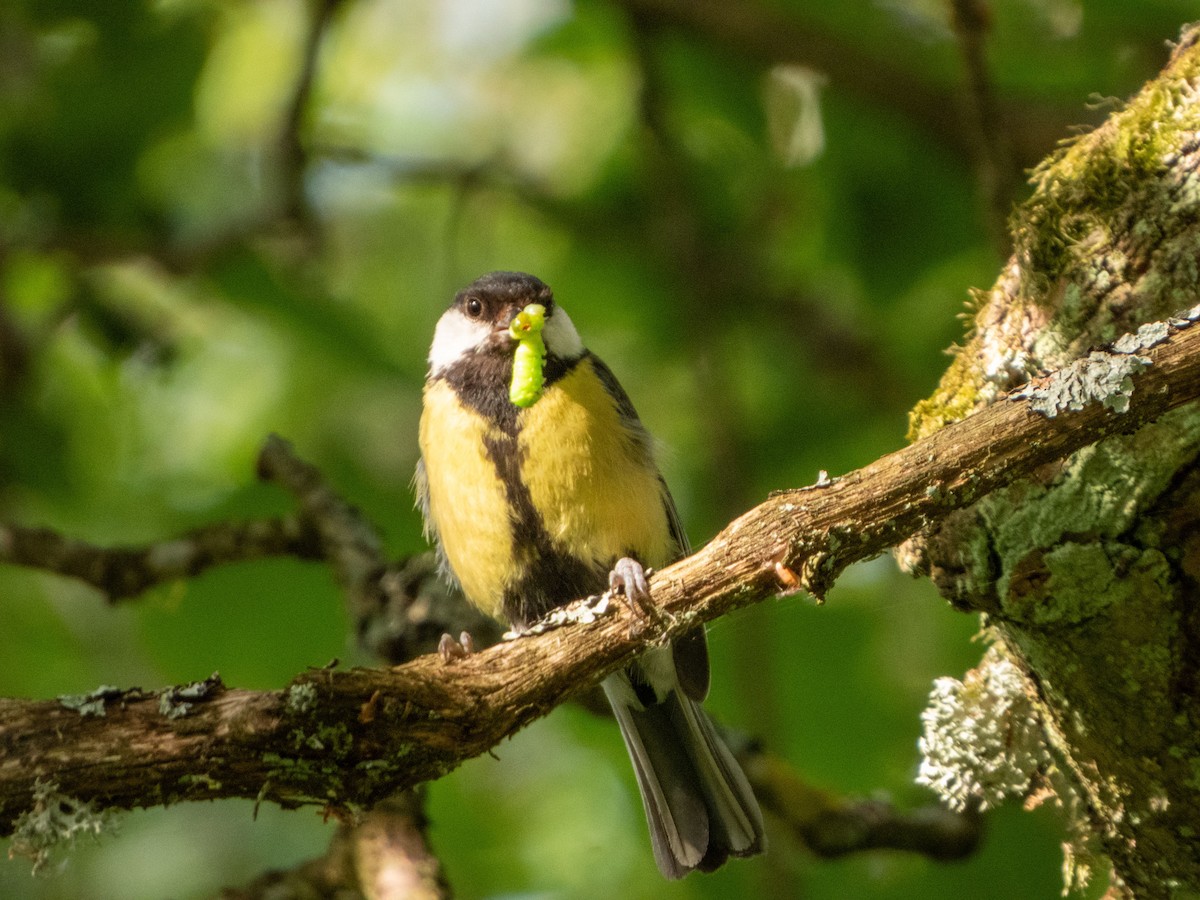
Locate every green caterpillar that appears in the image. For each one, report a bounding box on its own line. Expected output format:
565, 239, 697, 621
508, 303, 547, 407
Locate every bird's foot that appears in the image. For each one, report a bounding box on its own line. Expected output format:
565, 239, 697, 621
609, 557, 673, 633
438, 631, 475, 663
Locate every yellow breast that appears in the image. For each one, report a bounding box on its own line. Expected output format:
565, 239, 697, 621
518, 359, 674, 571
418, 379, 515, 619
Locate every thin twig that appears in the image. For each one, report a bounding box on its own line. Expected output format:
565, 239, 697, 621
278, 0, 343, 227
0, 517, 321, 603
950, 0, 1019, 252
743, 745, 981, 860
611, 0, 1088, 170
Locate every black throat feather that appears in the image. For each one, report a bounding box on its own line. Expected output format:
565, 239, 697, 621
440, 347, 575, 435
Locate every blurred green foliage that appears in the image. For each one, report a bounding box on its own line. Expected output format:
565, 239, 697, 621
0, 0, 1192, 897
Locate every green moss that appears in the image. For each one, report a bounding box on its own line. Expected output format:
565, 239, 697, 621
352, 756, 416, 792
289, 721, 354, 756
912, 54, 1200, 444
262, 751, 346, 801
907, 351, 984, 440
177, 773, 222, 792
1015, 95, 1182, 291
259, 741, 429, 809
1011, 47, 1200, 303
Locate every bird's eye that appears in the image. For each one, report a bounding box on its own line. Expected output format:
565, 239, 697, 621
465, 298, 483, 318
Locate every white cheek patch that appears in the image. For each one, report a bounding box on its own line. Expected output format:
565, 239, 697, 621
544, 305, 584, 360
428, 308, 492, 375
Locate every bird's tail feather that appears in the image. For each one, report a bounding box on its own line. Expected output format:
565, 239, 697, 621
603, 672, 766, 879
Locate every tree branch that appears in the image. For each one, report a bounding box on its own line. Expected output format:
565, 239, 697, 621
0, 517, 321, 603
950, 0, 1019, 251
1, 436, 977, 867
3, 310, 1199, 836
740, 743, 982, 860
0, 437, 496, 660
218, 793, 447, 900
255, 434, 501, 662
277, 0, 342, 228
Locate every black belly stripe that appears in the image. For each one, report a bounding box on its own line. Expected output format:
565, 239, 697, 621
480, 428, 604, 626
443, 352, 603, 627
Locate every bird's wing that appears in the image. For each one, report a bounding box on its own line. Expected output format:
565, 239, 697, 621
588, 352, 690, 557
659, 475, 691, 557
588, 352, 710, 700
413, 456, 462, 592
413, 457, 433, 538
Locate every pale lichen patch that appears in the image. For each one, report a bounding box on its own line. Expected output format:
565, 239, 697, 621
158, 672, 224, 720
503, 593, 613, 639
999, 543, 1169, 628
58, 685, 123, 718
981, 408, 1200, 567
1014, 350, 1151, 417
286, 682, 318, 716
1112, 320, 1171, 353
9, 780, 116, 874
916, 647, 1051, 812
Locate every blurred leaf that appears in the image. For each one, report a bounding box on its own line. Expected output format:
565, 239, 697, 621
5, 2, 209, 230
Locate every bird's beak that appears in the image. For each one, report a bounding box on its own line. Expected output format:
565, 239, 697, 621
487, 307, 523, 348
509, 304, 546, 340
492, 304, 546, 349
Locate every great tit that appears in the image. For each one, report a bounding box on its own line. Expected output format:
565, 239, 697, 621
415, 271, 765, 878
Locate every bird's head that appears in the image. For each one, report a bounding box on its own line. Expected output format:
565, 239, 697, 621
427, 271, 584, 381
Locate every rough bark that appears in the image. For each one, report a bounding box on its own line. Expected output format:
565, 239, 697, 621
905, 23, 1200, 898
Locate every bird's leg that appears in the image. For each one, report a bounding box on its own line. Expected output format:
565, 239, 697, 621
609, 557, 673, 632
438, 630, 475, 663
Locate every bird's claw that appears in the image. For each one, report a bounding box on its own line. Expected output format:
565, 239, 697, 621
609, 557, 671, 633
610, 557, 650, 607
438, 631, 475, 663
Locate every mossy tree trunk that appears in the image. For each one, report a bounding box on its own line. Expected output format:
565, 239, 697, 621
905, 24, 1200, 898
